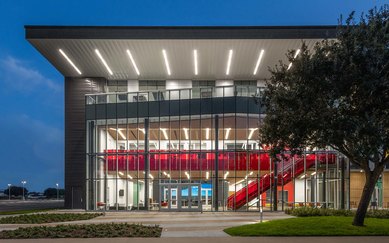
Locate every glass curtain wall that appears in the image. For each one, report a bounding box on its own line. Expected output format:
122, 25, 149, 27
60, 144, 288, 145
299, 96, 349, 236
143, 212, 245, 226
86, 85, 349, 211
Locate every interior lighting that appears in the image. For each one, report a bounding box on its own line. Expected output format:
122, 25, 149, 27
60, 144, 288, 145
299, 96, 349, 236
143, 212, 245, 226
253, 49, 265, 75
206, 128, 210, 140
160, 128, 169, 140
287, 49, 301, 70
183, 128, 189, 140
163, 171, 171, 178
224, 171, 229, 180
248, 128, 258, 140
225, 128, 231, 140
126, 50, 140, 75
226, 49, 233, 75
194, 49, 198, 75
59, 49, 82, 75
95, 49, 113, 75
117, 130, 127, 140
162, 49, 171, 75
206, 171, 209, 180
109, 128, 126, 140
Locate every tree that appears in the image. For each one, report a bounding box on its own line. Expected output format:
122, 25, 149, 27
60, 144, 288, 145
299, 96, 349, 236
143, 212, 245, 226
4, 186, 28, 197
43, 188, 65, 198
259, 6, 389, 226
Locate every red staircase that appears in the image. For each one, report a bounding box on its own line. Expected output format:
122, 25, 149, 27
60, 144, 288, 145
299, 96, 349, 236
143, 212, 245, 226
227, 153, 336, 210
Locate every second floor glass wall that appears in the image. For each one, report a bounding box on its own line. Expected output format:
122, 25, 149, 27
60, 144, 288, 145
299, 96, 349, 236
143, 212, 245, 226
86, 85, 265, 105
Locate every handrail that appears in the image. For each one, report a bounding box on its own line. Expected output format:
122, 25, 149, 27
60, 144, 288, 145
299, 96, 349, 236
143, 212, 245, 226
85, 85, 266, 105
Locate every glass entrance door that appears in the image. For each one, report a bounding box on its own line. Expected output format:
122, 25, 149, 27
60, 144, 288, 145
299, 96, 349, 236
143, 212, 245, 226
160, 183, 201, 211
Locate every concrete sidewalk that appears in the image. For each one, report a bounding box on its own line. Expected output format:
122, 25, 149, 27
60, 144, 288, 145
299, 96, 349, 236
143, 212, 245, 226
0, 211, 291, 238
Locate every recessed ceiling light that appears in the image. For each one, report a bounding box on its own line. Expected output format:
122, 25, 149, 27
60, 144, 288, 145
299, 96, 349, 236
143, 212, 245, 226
126, 50, 140, 76
248, 128, 258, 140
226, 49, 233, 75
59, 49, 82, 75
194, 49, 198, 75
109, 128, 126, 140
183, 128, 189, 140
287, 49, 301, 70
160, 128, 169, 140
294, 49, 301, 58
253, 49, 265, 75
95, 49, 113, 75
206, 128, 210, 140
162, 49, 171, 75
225, 128, 231, 140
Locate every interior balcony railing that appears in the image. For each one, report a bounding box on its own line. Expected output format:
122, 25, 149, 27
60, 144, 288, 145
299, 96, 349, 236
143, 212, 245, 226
86, 85, 265, 105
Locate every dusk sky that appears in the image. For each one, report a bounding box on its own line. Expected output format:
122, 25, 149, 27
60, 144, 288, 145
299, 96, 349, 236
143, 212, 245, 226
0, 0, 386, 191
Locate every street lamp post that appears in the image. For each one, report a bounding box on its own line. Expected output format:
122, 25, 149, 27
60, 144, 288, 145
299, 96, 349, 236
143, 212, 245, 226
56, 183, 59, 200
7, 184, 11, 200
21, 180, 27, 200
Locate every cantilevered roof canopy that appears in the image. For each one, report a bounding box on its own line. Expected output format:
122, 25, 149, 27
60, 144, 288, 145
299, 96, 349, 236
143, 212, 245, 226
25, 26, 337, 80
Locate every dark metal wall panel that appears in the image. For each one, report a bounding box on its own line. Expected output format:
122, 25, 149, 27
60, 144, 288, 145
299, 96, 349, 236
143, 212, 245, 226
26, 26, 337, 40
65, 77, 105, 209
85, 96, 265, 120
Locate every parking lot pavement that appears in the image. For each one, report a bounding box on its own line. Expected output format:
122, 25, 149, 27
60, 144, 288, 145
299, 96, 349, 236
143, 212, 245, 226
0, 200, 64, 212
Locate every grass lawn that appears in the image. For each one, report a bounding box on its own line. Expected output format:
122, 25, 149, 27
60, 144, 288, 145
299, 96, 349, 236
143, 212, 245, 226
0, 223, 162, 239
224, 216, 389, 236
0, 213, 102, 224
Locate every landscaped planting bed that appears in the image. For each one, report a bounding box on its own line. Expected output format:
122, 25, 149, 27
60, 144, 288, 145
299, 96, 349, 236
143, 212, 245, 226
0, 213, 102, 224
285, 207, 389, 218
0, 209, 55, 216
0, 223, 162, 239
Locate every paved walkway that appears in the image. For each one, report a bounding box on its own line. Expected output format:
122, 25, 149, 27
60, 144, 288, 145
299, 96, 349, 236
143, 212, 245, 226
1, 211, 389, 241
1, 237, 389, 243
0, 211, 291, 237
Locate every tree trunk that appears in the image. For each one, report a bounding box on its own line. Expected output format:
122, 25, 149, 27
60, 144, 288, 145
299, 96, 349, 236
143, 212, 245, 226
352, 165, 384, 226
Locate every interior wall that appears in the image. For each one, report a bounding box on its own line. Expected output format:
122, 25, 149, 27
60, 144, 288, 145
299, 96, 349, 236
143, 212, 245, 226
383, 172, 389, 208
166, 80, 192, 90
128, 80, 138, 92
350, 172, 365, 208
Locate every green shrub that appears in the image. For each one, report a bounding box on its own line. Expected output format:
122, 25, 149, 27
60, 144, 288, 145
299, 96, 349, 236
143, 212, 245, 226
0, 223, 162, 239
0, 213, 103, 224
285, 207, 388, 218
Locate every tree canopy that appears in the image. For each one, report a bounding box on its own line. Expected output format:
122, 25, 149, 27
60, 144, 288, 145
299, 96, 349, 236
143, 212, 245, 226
259, 6, 389, 226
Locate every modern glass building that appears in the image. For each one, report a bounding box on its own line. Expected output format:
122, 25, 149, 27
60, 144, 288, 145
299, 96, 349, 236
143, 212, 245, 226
25, 26, 389, 211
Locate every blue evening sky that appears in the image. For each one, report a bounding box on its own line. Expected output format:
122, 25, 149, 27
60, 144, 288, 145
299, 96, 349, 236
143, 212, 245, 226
0, 0, 386, 192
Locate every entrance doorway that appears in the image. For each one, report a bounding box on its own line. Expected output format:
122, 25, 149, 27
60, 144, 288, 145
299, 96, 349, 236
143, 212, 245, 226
160, 183, 201, 211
